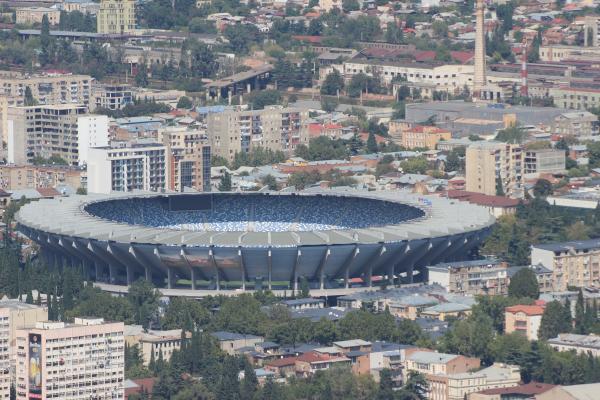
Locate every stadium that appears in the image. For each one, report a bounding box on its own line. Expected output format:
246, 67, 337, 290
16, 191, 495, 291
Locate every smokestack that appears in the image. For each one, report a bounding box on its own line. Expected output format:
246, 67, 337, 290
473, 0, 486, 99
521, 42, 528, 97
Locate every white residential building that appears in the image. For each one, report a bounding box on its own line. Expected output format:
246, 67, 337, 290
77, 115, 110, 166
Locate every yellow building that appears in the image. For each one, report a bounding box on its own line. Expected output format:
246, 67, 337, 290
400, 125, 452, 150
97, 0, 136, 34
15, 7, 60, 25
465, 141, 523, 198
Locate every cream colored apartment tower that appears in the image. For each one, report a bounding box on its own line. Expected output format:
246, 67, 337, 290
466, 141, 523, 198
0, 302, 47, 400
97, 0, 136, 34
207, 106, 309, 163
15, 318, 124, 400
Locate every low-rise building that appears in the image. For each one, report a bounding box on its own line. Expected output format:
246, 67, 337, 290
553, 111, 598, 137
446, 190, 520, 218
211, 331, 264, 355
15, 7, 60, 25
427, 363, 520, 400
125, 325, 187, 366
92, 83, 133, 111
504, 304, 545, 341
548, 333, 600, 357
427, 259, 510, 296
399, 125, 452, 150
405, 350, 480, 378
295, 351, 350, 377
531, 239, 600, 291
15, 318, 124, 400
0, 165, 83, 191
536, 383, 600, 400
523, 148, 566, 176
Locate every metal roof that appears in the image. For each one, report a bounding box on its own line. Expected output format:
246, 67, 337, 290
16, 190, 494, 249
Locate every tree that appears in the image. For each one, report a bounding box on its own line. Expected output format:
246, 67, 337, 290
127, 280, 160, 329
135, 64, 150, 87
400, 371, 428, 400
539, 300, 572, 340
218, 172, 232, 191
299, 276, 310, 298
24, 87, 37, 106
575, 289, 586, 334
321, 70, 344, 96
240, 359, 258, 400
321, 96, 339, 113
161, 297, 210, 331
176, 96, 193, 109
508, 268, 540, 299
215, 356, 241, 400
496, 176, 505, 196
247, 90, 281, 110
261, 174, 278, 190
40, 14, 52, 65
367, 132, 378, 154
399, 157, 429, 174
496, 125, 526, 144
377, 369, 395, 400
533, 179, 553, 198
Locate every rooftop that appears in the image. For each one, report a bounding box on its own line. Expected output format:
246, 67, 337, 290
505, 304, 545, 316
408, 351, 459, 364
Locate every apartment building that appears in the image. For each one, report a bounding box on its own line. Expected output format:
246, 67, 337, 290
207, 106, 309, 163
0, 72, 91, 108
97, 0, 136, 34
553, 111, 598, 137
465, 141, 523, 198
87, 143, 167, 193
523, 148, 566, 176
15, 7, 60, 25
7, 104, 88, 166
539, 45, 600, 62
15, 317, 124, 400
405, 351, 480, 379
159, 127, 211, 192
548, 333, 600, 357
504, 304, 545, 341
0, 165, 83, 190
400, 125, 452, 150
77, 115, 110, 165
211, 331, 264, 356
0, 301, 47, 400
550, 87, 600, 111
125, 325, 188, 366
427, 363, 520, 400
92, 84, 133, 111
427, 259, 510, 296
531, 239, 600, 291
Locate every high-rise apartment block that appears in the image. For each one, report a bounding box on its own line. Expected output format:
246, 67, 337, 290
523, 148, 565, 176
97, 0, 136, 34
77, 115, 110, 166
6, 104, 87, 166
87, 143, 167, 194
159, 127, 211, 193
87, 134, 211, 194
207, 106, 309, 163
0, 72, 91, 108
15, 318, 124, 400
0, 301, 47, 400
466, 141, 523, 198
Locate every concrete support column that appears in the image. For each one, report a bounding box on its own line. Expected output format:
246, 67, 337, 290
94, 261, 101, 281
190, 268, 197, 290
408, 264, 414, 284
145, 266, 152, 282
167, 267, 175, 289
267, 249, 272, 291
126, 265, 134, 286
367, 265, 373, 288
344, 267, 350, 289
109, 264, 117, 284
387, 263, 395, 287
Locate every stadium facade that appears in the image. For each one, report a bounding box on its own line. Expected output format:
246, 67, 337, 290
16, 191, 495, 291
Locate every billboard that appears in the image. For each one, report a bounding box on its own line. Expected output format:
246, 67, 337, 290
28, 333, 42, 399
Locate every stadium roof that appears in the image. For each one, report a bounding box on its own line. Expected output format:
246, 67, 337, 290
16, 190, 494, 248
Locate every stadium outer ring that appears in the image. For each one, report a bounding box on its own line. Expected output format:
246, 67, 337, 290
15, 190, 495, 291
